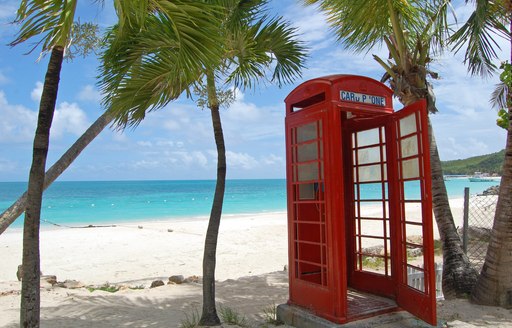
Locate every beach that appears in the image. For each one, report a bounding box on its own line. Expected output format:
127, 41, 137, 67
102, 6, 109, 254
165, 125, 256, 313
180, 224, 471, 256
2, 198, 512, 327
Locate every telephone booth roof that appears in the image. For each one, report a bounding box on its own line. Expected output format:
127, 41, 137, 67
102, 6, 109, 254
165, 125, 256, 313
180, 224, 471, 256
285, 74, 394, 116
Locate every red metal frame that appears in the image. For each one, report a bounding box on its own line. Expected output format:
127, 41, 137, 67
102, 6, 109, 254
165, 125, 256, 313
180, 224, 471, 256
284, 75, 436, 325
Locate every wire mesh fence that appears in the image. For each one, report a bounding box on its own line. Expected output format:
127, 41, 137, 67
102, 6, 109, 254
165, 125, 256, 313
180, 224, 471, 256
461, 187, 498, 273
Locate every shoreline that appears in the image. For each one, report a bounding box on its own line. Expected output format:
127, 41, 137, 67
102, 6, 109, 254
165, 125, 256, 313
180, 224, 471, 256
3, 209, 290, 232
1, 212, 290, 285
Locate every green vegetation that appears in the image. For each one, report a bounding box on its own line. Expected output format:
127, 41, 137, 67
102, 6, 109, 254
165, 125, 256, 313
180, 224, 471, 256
261, 302, 283, 326
361, 256, 385, 270
181, 306, 249, 327
86, 284, 120, 293
434, 239, 443, 256
441, 150, 505, 175
180, 308, 200, 328
219, 306, 249, 327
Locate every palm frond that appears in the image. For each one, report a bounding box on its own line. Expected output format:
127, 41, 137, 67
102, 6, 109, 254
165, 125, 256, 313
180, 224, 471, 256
10, 0, 78, 54
450, 0, 510, 77
420, 0, 453, 58
227, 15, 307, 89
373, 54, 397, 81
100, 0, 224, 129
490, 81, 508, 109
302, 0, 421, 54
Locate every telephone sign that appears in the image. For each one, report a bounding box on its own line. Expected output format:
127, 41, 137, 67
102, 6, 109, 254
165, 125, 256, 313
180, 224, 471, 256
340, 90, 386, 106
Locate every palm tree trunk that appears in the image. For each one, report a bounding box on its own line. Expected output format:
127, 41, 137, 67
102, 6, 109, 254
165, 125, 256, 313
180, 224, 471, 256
199, 73, 224, 326
471, 31, 512, 305
428, 118, 478, 298
0, 111, 113, 235
402, 88, 478, 297
20, 46, 63, 328
471, 100, 512, 307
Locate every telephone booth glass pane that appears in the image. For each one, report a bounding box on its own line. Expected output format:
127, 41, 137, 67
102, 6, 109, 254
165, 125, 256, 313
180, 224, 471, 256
397, 113, 429, 292
297, 122, 320, 142
290, 120, 327, 286
298, 142, 319, 162
402, 158, 420, 179
399, 114, 417, 136
401, 135, 419, 157
351, 127, 391, 276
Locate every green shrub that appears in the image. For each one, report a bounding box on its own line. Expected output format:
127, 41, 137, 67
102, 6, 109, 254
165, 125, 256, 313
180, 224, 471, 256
219, 305, 249, 327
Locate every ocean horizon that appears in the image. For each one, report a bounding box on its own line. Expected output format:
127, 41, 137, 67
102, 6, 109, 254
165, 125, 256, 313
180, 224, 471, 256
0, 178, 501, 229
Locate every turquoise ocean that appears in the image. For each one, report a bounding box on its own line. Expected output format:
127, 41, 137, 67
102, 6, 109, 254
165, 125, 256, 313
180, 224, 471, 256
0, 178, 500, 229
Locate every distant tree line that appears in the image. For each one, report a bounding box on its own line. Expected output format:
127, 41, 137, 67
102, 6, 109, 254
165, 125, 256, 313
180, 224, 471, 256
442, 150, 505, 175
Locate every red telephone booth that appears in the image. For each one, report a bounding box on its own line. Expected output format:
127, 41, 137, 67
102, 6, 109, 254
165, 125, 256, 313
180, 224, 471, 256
282, 75, 436, 325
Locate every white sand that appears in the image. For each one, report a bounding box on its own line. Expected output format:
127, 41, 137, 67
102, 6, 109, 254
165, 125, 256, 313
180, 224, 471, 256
2, 198, 508, 328
1, 212, 289, 285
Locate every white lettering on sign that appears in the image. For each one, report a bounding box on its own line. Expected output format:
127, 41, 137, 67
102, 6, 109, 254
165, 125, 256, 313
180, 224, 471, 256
340, 90, 386, 107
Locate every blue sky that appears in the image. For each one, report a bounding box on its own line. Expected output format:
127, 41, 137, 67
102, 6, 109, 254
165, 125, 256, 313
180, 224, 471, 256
0, 1, 508, 182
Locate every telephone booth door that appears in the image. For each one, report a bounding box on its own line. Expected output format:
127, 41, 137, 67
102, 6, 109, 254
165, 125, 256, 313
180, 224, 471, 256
344, 100, 436, 325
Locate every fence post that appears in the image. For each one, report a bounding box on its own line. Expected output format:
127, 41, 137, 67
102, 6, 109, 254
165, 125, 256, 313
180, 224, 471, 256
462, 187, 469, 254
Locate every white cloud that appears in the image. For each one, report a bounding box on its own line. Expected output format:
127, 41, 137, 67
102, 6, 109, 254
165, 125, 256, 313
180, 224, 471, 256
133, 159, 161, 169
262, 154, 285, 166
31, 81, 43, 102
226, 151, 258, 169
155, 140, 176, 147
0, 91, 37, 143
173, 151, 209, 167
130, 148, 210, 171
137, 141, 153, 147
78, 84, 102, 103
0, 92, 89, 143
285, 3, 334, 52
223, 97, 262, 122
51, 102, 90, 138
163, 119, 180, 131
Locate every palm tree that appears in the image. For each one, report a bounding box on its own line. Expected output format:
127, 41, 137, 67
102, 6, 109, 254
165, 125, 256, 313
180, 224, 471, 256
304, 0, 479, 297
450, 0, 512, 307
188, 1, 307, 324
101, 0, 306, 324
9, 1, 80, 325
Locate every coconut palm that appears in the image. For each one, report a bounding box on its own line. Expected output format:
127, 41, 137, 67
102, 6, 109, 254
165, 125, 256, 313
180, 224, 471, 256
9, 1, 82, 325
186, 1, 307, 324
451, 0, 512, 307
304, 0, 479, 297
100, 0, 305, 325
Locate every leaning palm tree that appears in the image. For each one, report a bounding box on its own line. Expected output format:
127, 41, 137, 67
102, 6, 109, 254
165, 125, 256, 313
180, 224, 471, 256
0, 1, 224, 237
192, 1, 306, 324
0, 111, 112, 235
304, 0, 479, 297
450, 0, 512, 307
